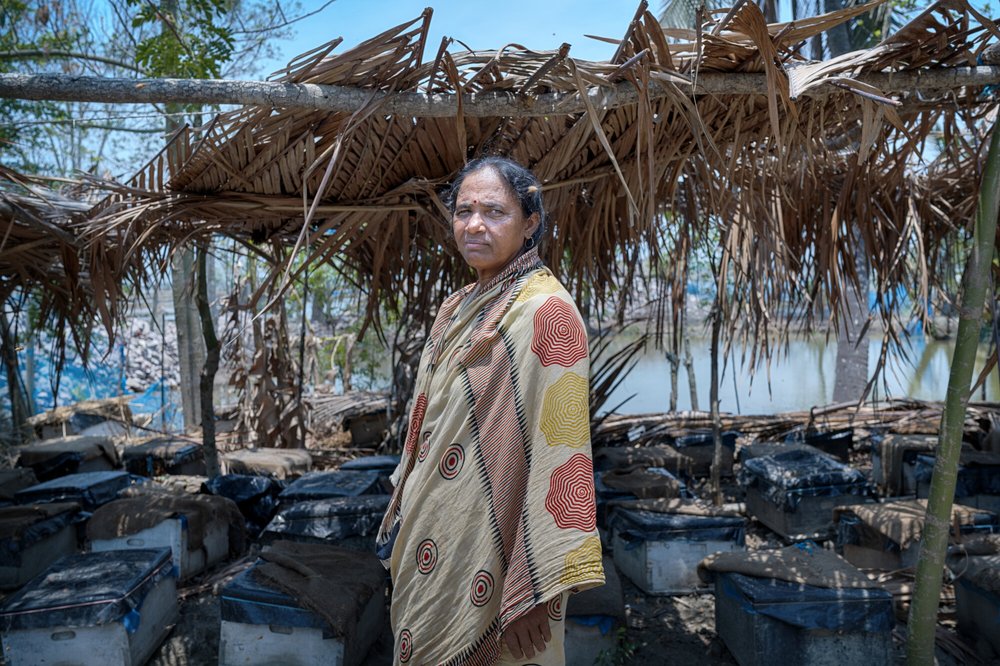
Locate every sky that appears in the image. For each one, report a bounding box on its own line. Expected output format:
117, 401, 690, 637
260, 0, 638, 75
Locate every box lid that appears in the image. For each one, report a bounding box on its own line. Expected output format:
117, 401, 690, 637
279, 471, 381, 501
0, 548, 174, 631
14, 471, 136, 510
220, 565, 328, 630
264, 495, 389, 541
340, 455, 400, 472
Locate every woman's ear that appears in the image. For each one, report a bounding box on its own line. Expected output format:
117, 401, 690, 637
525, 212, 541, 240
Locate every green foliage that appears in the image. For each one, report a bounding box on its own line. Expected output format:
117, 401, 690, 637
594, 627, 637, 666
126, 0, 235, 78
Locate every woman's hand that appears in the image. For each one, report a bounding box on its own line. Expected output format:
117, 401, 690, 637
502, 603, 552, 660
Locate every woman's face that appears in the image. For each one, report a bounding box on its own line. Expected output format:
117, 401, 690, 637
453, 168, 539, 284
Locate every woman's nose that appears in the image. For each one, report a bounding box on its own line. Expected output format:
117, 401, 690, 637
467, 212, 487, 232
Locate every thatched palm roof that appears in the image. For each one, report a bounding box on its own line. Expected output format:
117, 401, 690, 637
83, 0, 998, 352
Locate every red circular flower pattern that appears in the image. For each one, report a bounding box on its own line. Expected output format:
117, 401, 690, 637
530, 297, 587, 367
404, 394, 427, 456
470, 570, 494, 607
439, 444, 465, 480
545, 453, 596, 531
546, 595, 564, 621
399, 629, 412, 662
415, 539, 437, 575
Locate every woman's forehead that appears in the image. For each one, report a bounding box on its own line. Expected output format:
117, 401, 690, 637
456, 168, 515, 202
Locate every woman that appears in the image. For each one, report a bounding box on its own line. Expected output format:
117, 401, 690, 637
376, 156, 604, 665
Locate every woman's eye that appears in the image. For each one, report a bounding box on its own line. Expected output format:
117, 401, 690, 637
489, 209, 505, 217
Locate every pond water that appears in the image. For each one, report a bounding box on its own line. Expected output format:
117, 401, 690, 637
602, 333, 1000, 415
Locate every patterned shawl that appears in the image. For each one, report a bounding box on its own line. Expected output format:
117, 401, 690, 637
376, 248, 604, 665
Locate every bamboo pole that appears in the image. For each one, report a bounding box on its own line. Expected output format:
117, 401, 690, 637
905, 117, 1000, 664
0, 67, 998, 116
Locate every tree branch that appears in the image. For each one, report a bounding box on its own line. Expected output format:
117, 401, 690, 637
0, 67, 996, 118
0, 50, 148, 75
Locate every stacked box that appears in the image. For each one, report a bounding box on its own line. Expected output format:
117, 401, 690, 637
14, 471, 135, 511
672, 431, 739, 477
123, 437, 206, 477
262, 495, 390, 550
610, 503, 745, 594
340, 455, 399, 492
202, 474, 284, 538
871, 434, 937, 496
951, 554, 1000, 657
278, 471, 383, 506
740, 449, 873, 540
222, 448, 312, 479
218, 542, 386, 666
714, 571, 894, 666
595, 467, 685, 529
787, 428, 853, 462
914, 450, 1000, 514
88, 494, 237, 580
835, 499, 999, 570
0, 548, 177, 666
0, 469, 37, 506
15, 436, 121, 481
0, 503, 81, 589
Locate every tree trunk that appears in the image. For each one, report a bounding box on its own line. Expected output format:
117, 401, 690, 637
195, 242, 221, 478
832, 253, 870, 403
1, 69, 999, 116
905, 116, 1000, 665
684, 337, 699, 411
0, 311, 29, 444
709, 305, 724, 505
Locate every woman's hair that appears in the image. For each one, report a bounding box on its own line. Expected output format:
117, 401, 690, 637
443, 156, 548, 246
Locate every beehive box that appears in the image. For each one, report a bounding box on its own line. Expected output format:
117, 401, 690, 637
714, 571, 894, 666
0, 548, 177, 666
278, 471, 382, 506
123, 437, 206, 477
740, 450, 872, 541
0, 503, 81, 589
14, 471, 135, 511
88, 493, 237, 580
15, 436, 121, 482
835, 499, 998, 570
870, 434, 937, 496
952, 554, 1000, 657
914, 450, 1000, 514
218, 542, 386, 666
222, 447, 312, 479
262, 495, 390, 550
610, 503, 745, 594
672, 431, 739, 477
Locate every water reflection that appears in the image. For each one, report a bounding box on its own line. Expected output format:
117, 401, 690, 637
603, 334, 1000, 415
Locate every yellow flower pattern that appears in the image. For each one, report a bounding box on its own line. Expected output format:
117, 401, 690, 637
540, 372, 589, 447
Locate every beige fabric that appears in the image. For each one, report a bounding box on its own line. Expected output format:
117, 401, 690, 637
377, 251, 603, 666
222, 447, 312, 478
835, 499, 989, 549
256, 540, 386, 638
699, 543, 881, 589
594, 445, 694, 476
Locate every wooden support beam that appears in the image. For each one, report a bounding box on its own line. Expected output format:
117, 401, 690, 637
0, 67, 997, 117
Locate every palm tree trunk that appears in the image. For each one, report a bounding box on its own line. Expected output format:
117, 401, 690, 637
905, 116, 1000, 665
